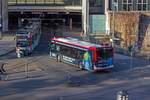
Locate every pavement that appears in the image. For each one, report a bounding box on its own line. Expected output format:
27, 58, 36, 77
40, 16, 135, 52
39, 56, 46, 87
0, 54, 150, 100
0, 35, 16, 57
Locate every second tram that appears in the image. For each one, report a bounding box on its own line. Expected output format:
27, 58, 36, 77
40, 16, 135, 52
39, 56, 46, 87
16, 22, 41, 57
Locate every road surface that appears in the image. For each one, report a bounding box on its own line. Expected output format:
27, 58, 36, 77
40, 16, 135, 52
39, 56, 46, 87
0, 28, 150, 100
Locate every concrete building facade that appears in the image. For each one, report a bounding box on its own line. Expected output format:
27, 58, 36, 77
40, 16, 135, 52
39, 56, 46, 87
6, 0, 108, 35
4, 0, 150, 31
2, 0, 150, 52
7, 0, 84, 33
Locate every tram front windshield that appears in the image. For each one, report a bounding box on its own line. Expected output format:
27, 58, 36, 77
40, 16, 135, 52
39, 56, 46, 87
17, 41, 28, 47
96, 47, 113, 60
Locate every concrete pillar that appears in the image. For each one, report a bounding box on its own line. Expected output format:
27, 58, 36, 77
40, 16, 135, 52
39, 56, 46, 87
1, 0, 8, 32
69, 18, 72, 31
18, 18, 22, 28
82, 0, 89, 35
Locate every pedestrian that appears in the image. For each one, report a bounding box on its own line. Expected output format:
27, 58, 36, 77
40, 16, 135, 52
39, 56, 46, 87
0, 63, 6, 81
0, 63, 6, 75
16, 48, 21, 58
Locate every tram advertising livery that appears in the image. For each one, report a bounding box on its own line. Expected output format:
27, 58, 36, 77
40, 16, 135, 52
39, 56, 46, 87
49, 37, 114, 72
16, 21, 41, 58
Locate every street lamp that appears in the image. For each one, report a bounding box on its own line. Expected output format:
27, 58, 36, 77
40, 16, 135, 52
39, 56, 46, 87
0, 0, 2, 39
112, 0, 118, 47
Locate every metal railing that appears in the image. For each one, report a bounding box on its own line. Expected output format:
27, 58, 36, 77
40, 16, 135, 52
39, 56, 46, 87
8, 0, 82, 6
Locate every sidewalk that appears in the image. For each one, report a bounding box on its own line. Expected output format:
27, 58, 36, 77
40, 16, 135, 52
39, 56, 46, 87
0, 36, 15, 56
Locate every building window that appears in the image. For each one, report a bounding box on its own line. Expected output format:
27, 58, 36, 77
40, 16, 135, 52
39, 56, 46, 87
17, 0, 26, 4
8, 0, 17, 5
112, 0, 118, 11
122, 0, 133, 11
89, 0, 102, 7
26, 0, 36, 4
137, 0, 148, 11
35, 0, 45, 4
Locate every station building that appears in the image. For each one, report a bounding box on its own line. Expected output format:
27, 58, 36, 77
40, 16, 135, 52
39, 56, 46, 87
1, 0, 109, 35
1, 0, 150, 52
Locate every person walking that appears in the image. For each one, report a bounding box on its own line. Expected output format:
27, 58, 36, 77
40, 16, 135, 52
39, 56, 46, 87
0, 63, 6, 80
0, 63, 5, 74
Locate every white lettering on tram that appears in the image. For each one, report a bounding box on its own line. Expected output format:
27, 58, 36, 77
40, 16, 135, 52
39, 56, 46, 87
62, 56, 75, 63
51, 53, 57, 57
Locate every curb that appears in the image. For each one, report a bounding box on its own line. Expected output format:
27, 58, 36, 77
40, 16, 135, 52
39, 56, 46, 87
115, 47, 150, 61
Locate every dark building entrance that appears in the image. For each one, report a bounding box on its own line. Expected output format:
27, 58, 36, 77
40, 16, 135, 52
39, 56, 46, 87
8, 12, 82, 33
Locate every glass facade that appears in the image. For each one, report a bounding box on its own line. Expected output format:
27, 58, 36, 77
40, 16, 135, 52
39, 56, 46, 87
8, 0, 82, 6
89, 0, 102, 7
89, 0, 105, 14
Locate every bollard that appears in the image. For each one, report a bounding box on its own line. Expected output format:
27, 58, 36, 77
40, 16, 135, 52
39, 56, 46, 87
117, 90, 128, 100
130, 51, 133, 71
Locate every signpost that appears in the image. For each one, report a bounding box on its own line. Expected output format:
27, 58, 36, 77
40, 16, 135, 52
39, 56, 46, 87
128, 45, 135, 71
25, 57, 29, 78
112, 1, 118, 47
0, 0, 2, 39
130, 51, 133, 71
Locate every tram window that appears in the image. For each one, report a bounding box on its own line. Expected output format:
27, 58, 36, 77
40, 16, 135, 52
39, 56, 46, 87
17, 41, 28, 47
71, 48, 77, 58
76, 50, 83, 59
61, 46, 72, 57
50, 43, 56, 52
97, 48, 113, 59
56, 45, 60, 52
60, 45, 85, 59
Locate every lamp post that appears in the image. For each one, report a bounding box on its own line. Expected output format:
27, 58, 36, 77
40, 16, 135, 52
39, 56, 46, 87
0, 0, 2, 39
112, 0, 117, 47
